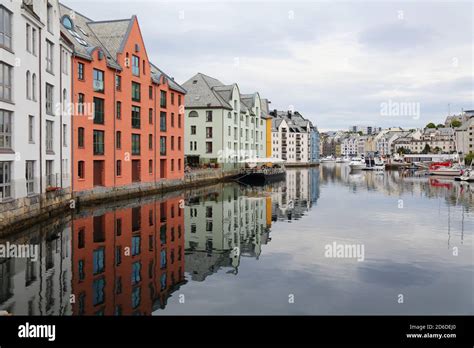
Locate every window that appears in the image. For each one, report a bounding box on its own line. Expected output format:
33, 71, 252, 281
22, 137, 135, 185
93, 69, 104, 92
116, 101, 121, 119
148, 134, 153, 150
115, 75, 121, 91
160, 112, 166, 131
26, 161, 35, 194
93, 97, 104, 124
78, 161, 85, 179
149, 108, 153, 124
31, 74, 36, 101
0, 6, 12, 50
78, 63, 84, 80
63, 124, 67, 146
149, 86, 153, 99
178, 159, 181, 171
189, 111, 198, 118
171, 113, 175, 127
46, 121, 54, 153
171, 136, 174, 150
62, 50, 69, 75
206, 110, 212, 122
132, 82, 140, 101
132, 235, 141, 256
46, 40, 54, 73
78, 93, 84, 114
93, 130, 104, 155
0, 161, 11, 199
143, 60, 146, 75
178, 95, 182, 106
178, 114, 181, 128
116, 160, 122, 176
47, 3, 53, 33
45, 84, 54, 115
132, 261, 141, 284
116, 131, 121, 149
132, 286, 141, 309
26, 71, 31, 99
131, 106, 140, 129
160, 137, 166, 155
190, 125, 196, 135
78, 127, 84, 147
132, 134, 140, 155
28, 115, 34, 143
132, 55, 140, 76
0, 62, 12, 102
26, 24, 31, 52
171, 159, 174, 171
160, 91, 167, 108
0, 109, 12, 149
206, 142, 212, 153
148, 160, 153, 174
32, 28, 36, 55
206, 127, 213, 138
178, 136, 181, 151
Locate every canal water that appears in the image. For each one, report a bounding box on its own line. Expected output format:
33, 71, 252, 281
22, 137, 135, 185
0, 166, 472, 315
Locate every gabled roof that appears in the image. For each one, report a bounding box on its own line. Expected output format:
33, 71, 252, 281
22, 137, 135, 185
182, 73, 233, 109
87, 18, 134, 58
149, 63, 186, 94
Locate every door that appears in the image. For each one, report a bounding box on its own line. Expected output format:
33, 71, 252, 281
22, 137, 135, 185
160, 159, 166, 179
132, 160, 141, 182
93, 160, 104, 186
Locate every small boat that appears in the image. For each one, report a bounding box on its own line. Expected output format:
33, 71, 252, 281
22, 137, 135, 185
349, 157, 365, 170
336, 157, 350, 163
321, 156, 336, 163
455, 165, 474, 182
236, 158, 286, 186
428, 161, 462, 176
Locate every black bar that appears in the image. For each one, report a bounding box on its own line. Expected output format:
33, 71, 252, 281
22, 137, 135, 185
0, 316, 472, 346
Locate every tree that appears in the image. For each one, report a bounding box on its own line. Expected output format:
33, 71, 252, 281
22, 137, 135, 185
465, 152, 474, 166
433, 146, 441, 154
450, 119, 462, 128
426, 122, 436, 129
421, 144, 431, 154
436, 124, 444, 129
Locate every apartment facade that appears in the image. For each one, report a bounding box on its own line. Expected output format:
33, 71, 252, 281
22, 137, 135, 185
455, 117, 474, 160
182, 73, 267, 169
0, 0, 72, 206
59, 4, 185, 194
270, 110, 319, 164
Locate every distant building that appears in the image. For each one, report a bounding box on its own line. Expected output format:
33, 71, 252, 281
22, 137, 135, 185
269, 110, 319, 164
455, 116, 474, 161
349, 125, 381, 135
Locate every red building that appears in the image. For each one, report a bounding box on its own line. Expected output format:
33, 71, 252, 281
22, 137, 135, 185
71, 196, 185, 315
59, 4, 185, 193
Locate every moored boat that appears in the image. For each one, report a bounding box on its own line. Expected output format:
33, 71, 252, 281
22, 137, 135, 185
349, 157, 365, 170
235, 158, 286, 186
428, 161, 462, 176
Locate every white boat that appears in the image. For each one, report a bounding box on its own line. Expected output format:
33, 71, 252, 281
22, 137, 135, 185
321, 156, 335, 163
428, 162, 462, 176
336, 157, 350, 163
455, 165, 474, 182
349, 157, 365, 170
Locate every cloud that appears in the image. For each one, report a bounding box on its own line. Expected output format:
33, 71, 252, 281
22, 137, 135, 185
62, 0, 473, 130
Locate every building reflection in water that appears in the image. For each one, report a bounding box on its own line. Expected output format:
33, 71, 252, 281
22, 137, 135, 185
0, 218, 72, 315
71, 196, 186, 315
3, 167, 470, 315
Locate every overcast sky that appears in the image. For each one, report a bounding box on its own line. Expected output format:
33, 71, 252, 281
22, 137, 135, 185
62, 0, 473, 131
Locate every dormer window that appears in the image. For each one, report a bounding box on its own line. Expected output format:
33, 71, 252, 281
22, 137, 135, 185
62, 16, 73, 30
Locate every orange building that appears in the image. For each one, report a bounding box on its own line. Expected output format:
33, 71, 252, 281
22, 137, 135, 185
59, 5, 185, 193
71, 196, 185, 315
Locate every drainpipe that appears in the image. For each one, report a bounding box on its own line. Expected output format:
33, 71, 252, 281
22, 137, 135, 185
70, 54, 75, 199
39, 28, 43, 208
113, 69, 117, 191
59, 45, 63, 188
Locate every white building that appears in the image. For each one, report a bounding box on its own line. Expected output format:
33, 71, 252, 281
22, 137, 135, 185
0, 0, 72, 204
270, 111, 313, 164
182, 73, 267, 170
455, 117, 474, 160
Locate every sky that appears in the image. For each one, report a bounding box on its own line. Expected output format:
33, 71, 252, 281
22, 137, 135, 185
62, 0, 473, 131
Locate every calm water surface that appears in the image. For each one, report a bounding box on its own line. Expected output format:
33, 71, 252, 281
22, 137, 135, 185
1, 166, 473, 315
